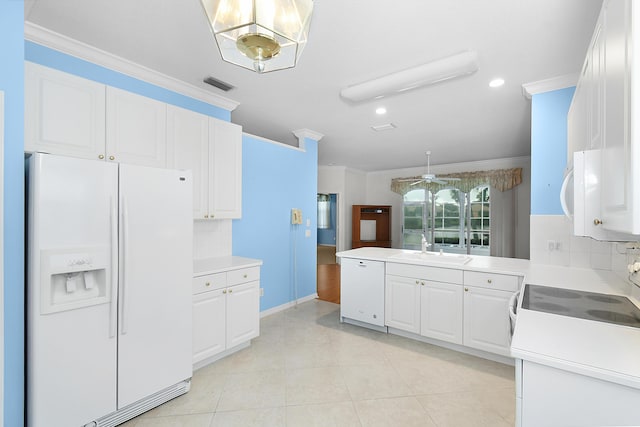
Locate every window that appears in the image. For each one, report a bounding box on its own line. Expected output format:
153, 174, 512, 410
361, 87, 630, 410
403, 186, 490, 255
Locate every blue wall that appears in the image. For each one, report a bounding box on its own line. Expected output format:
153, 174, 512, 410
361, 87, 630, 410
233, 136, 318, 311
530, 87, 575, 215
25, 42, 230, 121
317, 193, 337, 245
0, 1, 25, 425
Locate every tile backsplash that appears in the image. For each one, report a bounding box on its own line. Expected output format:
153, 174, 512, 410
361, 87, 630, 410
529, 215, 632, 280
194, 219, 232, 259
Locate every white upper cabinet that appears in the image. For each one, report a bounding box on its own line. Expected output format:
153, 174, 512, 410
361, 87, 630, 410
25, 62, 106, 159
166, 106, 242, 220
569, 0, 640, 237
167, 105, 210, 219
209, 119, 242, 219
106, 87, 167, 168
600, 0, 640, 235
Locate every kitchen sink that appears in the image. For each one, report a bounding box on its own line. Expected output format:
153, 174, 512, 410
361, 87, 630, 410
390, 251, 472, 265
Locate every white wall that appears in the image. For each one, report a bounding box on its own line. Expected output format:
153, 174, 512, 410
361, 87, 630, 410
318, 166, 367, 251
365, 156, 531, 258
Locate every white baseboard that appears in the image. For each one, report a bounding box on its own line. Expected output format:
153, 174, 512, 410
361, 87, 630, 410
260, 293, 318, 318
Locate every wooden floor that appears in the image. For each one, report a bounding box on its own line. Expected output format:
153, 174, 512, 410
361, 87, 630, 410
317, 245, 340, 304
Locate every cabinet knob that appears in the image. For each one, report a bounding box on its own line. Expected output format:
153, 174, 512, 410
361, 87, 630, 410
594, 218, 602, 226
465, 287, 469, 292
109, 155, 115, 161
205, 282, 210, 287
98, 154, 105, 160
487, 279, 492, 284
415, 280, 420, 285
229, 289, 233, 293
243, 274, 248, 278
420, 281, 425, 286
204, 215, 209, 219
223, 289, 227, 294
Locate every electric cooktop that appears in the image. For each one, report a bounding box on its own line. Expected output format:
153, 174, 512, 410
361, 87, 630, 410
522, 284, 640, 328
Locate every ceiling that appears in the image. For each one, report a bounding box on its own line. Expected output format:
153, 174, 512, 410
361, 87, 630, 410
25, 0, 603, 171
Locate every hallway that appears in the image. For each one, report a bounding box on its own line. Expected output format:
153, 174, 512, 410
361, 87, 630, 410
317, 245, 340, 304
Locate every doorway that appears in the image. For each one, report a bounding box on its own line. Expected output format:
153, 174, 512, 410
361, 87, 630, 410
317, 193, 340, 304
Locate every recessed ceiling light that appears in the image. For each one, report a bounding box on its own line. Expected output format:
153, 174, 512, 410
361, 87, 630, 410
489, 78, 505, 88
376, 107, 387, 115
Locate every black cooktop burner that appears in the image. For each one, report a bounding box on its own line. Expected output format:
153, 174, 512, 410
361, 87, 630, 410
522, 284, 640, 328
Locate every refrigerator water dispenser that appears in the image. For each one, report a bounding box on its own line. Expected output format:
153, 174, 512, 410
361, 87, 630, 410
40, 247, 110, 314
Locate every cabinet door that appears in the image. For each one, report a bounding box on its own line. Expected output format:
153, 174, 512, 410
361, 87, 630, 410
340, 258, 385, 326
385, 275, 420, 334
193, 289, 226, 364
601, 0, 640, 234
463, 286, 511, 356
226, 281, 260, 348
209, 118, 242, 219
25, 62, 106, 160
589, 18, 604, 150
420, 280, 463, 345
167, 105, 210, 219
106, 87, 167, 167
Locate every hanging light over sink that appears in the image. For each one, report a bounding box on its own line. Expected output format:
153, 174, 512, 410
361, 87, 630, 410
200, 0, 314, 73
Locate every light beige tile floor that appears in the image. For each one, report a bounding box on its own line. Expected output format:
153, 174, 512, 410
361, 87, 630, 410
122, 299, 515, 427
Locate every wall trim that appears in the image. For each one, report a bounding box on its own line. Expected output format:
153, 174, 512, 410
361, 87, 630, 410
259, 293, 318, 318
243, 132, 306, 152
24, 21, 240, 112
522, 73, 578, 99
0, 90, 4, 424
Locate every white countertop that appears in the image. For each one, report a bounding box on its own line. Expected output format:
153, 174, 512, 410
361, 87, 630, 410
193, 256, 263, 277
337, 247, 640, 389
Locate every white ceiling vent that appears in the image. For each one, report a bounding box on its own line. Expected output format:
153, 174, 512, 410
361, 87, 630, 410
371, 123, 397, 132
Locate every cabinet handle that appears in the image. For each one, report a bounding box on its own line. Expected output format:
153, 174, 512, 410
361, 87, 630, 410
594, 218, 602, 226
98, 154, 105, 160
487, 279, 492, 284
205, 282, 210, 287
109, 155, 115, 161
465, 287, 469, 292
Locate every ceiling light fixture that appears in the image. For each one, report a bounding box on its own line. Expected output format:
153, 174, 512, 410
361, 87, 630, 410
200, 0, 314, 73
489, 78, 505, 88
340, 50, 479, 102
375, 107, 387, 115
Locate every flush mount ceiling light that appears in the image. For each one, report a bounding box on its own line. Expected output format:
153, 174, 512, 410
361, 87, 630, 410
489, 78, 505, 88
200, 0, 314, 73
375, 107, 387, 115
340, 50, 479, 102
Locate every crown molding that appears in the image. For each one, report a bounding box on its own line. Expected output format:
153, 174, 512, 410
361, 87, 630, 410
24, 21, 240, 112
521, 73, 578, 99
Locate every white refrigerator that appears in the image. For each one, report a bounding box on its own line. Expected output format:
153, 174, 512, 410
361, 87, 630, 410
27, 153, 193, 427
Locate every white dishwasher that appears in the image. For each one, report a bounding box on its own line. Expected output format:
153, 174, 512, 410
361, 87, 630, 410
340, 258, 386, 329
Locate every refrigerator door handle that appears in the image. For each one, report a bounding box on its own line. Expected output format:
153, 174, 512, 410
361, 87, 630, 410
120, 196, 130, 335
109, 196, 118, 338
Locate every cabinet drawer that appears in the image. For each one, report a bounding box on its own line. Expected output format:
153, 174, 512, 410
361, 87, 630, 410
463, 271, 520, 292
386, 262, 463, 284
227, 266, 260, 286
193, 273, 227, 294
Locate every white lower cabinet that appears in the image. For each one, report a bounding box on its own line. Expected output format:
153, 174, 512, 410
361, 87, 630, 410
192, 267, 260, 365
385, 263, 463, 345
420, 280, 463, 345
518, 360, 640, 427
385, 275, 421, 334
462, 271, 520, 357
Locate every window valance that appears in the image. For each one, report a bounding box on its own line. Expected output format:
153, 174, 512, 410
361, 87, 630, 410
390, 167, 523, 195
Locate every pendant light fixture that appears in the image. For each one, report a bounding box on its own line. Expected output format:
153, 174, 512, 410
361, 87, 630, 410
200, 0, 314, 73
